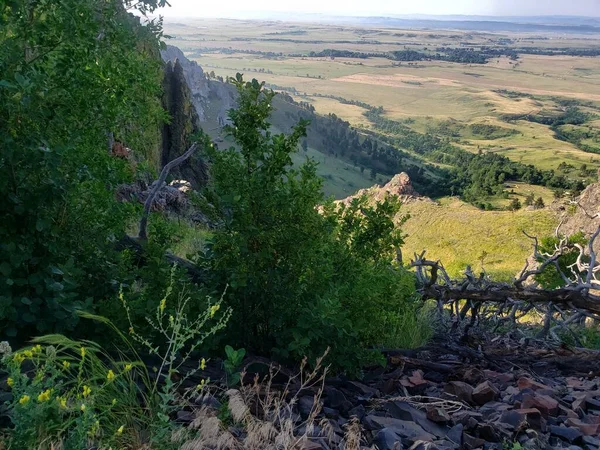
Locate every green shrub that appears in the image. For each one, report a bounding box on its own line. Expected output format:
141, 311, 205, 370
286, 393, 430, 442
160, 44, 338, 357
200, 76, 422, 372
0, 277, 230, 449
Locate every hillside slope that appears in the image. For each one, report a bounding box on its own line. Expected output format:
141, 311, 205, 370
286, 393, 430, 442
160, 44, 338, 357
343, 174, 557, 280
160, 45, 444, 198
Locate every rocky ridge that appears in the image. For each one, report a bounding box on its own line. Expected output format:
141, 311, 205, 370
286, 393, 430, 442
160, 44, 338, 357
339, 172, 431, 206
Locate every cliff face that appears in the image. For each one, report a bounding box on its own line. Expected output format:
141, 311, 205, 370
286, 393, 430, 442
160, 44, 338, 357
160, 45, 235, 125
161, 56, 209, 189
561, 176, 600, 245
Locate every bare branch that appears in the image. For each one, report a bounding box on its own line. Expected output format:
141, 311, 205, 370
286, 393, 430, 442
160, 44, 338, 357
138, 143, 198, 241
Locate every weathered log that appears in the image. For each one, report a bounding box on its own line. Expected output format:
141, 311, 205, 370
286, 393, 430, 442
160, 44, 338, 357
420, 283, 600, 314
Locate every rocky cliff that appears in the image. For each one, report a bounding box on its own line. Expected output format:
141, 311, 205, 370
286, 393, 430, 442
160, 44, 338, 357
160, 45, 235, 125
339, 172, 430, 205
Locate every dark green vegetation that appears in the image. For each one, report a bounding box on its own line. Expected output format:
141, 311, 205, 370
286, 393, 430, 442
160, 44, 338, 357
363, 107, 585, 207
0, 0, 426, 375
0, 0, 167, 338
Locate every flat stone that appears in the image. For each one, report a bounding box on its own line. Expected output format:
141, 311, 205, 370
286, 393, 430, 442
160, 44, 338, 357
585, 397, 600, 411
558, 404, 579, 419
385, 401, 449, 438
373, 428, 403, 450
521, 393, 559, 418
444, 381, 474, 405
479, 401, 510, 421
549, 425, 584, 444
345, 381, 379, 398
565, 418, 600, 436
363, 415, 435, 442
446, 424, 463, 446
349, 404, 366, 420
582, 435, 600, 448
472, 381, 500, 406
517, 377, 551, 392
572, 394, 589, 413
176, 410, 194, 424
463, 433, 486, 450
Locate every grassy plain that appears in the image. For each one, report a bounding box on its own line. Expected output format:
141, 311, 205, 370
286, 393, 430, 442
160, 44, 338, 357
401, 198, 556, 279
165, 19, 600, 173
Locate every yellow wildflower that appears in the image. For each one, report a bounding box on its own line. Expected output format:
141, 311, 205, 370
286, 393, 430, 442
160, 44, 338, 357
116, 425, 124, 435
196, 379, 206, 390
19, 395, 30, 405
210, 304, 220, 318
169, 315, 174, 323
80, 403, 86, 412
82, 385, 91, 397
128, 327, 134, 335
23, 350, 33, 358
58, 397, 67, 409
37, 389, 52, 403
13, 353, 25, 364
200, 358, 206, 370
6, 377, 14, 388
106, 370, 115, 381
124, 363, 132, 371
62, 360, 71, 369
80, 347, 86, 358
32, 344, 42, 354
159, 298, 166, 312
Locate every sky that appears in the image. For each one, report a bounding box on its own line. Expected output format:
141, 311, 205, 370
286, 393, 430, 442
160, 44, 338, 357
156, 0, 600, 18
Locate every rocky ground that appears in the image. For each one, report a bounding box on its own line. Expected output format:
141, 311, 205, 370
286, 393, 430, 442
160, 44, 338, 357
186, 336, 600, 450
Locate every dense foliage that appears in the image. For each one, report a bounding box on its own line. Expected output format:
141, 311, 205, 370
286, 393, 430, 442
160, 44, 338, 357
0, 0, 168, 340
364, 107, 585, 205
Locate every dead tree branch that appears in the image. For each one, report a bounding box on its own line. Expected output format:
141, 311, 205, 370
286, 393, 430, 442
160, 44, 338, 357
138, 143, 198, 241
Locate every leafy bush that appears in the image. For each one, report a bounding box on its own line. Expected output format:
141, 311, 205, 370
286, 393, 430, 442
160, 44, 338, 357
199, 76, 424, 372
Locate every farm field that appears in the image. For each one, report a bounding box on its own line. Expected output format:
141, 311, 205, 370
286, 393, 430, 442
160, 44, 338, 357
165, 19, 600, 174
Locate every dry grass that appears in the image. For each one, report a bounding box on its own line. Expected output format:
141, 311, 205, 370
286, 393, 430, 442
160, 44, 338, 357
180, 350, 370, 450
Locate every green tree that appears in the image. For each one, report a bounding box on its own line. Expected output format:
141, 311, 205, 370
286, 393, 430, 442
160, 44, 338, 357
534, 197, 545, 209
201, 76, 417, 371
509, 198, 522, 211
0, 0, 167, 340
525, 193, 535, 206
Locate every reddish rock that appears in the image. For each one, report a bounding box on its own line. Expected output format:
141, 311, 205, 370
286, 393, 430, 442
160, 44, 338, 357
426, 406, 451, 423
521, 394, 559, 418
517, 377, 551, 392
558, 404, 578, 419
484, 370, 514, 385
573, 394, 588, 412
444, 381, 474, 405
565, 418, 600, 436
472, 381, 500, 405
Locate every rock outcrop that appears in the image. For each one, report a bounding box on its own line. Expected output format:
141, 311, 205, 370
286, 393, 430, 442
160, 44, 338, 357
160, 45, 235, 125
340, 172, 430, 205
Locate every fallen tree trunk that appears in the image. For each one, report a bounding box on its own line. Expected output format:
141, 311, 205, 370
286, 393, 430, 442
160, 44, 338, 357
420, 284, 600, 314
